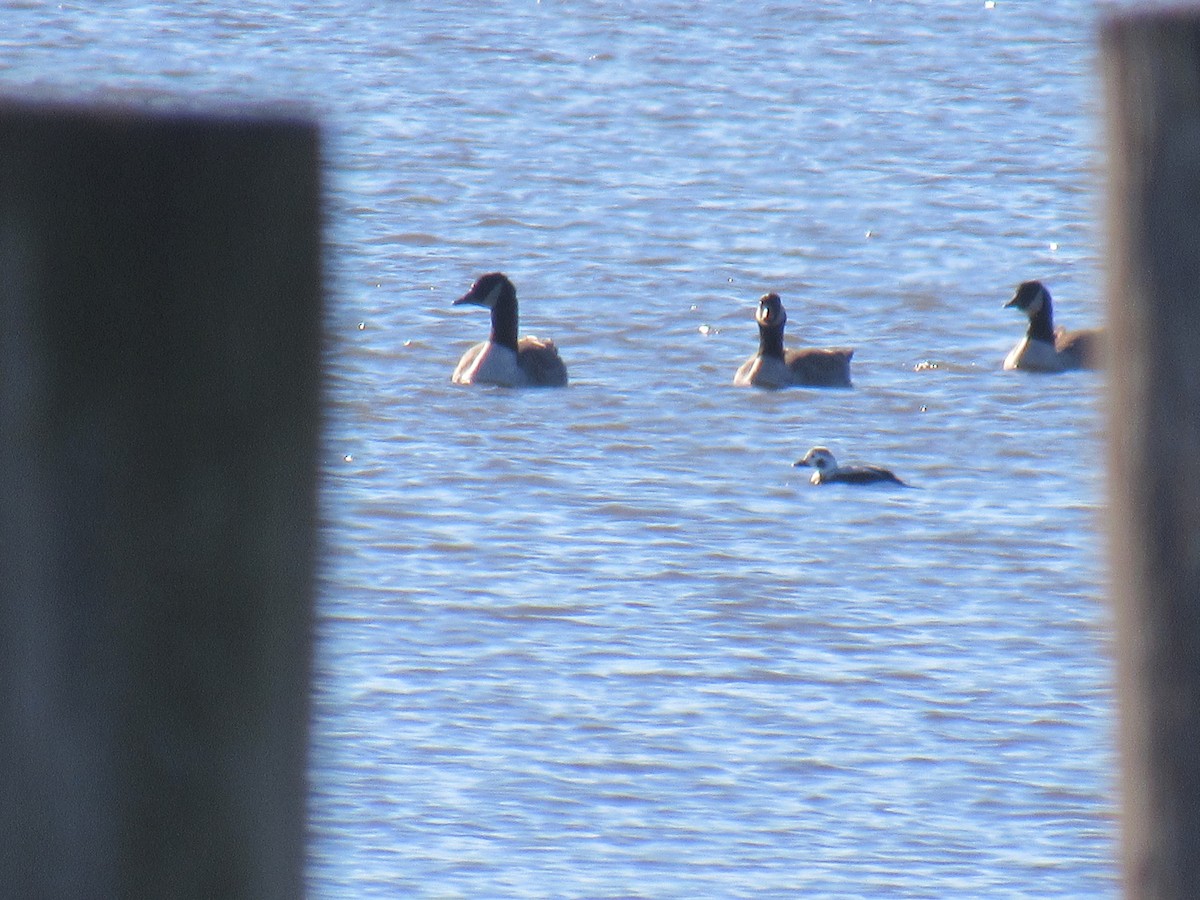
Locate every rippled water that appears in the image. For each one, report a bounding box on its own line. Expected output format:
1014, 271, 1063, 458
5, 1, 1116, 896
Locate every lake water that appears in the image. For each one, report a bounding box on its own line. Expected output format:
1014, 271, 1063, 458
4, 1, 1119, 896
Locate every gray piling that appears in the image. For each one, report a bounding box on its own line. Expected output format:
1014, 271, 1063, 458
1103, 12, 1200, 899
0, 101, 321, 898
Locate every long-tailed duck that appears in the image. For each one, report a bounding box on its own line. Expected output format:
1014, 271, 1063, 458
793, 446, 907, 486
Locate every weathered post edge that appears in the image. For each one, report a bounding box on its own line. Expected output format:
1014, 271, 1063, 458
0, 101, 322, 898
1102, 12, 1200, 899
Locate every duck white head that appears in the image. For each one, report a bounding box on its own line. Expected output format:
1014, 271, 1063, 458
794, 446, 836, 479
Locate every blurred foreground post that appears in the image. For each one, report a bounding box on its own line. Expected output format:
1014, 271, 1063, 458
1103, 13, 1200, 899
0, 102, 321, 898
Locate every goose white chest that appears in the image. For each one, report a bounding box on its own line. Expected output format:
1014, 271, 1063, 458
1003, 336, 1063, 372
452, 341, 527, 387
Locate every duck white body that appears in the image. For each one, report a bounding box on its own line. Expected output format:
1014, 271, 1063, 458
452, 272, 568, 388
1003, 280, 1102, 372
734, 293, 853, 388
793, 446, 906, 486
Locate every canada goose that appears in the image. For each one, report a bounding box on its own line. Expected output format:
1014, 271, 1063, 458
793, 446, 907, 486
1003, 280, 1102, 372
451, 272, 568, 387
733, 293, 853, 388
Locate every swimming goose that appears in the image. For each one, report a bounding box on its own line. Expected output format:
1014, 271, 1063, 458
452, 272, 568, 387
793, 446, 907, 486
733, 293, 853, 388
1003, 280, 1102, 372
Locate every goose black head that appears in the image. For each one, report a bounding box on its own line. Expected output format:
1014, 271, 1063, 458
1005, 280, 1049, 316
756, 292, 787, 328
455, 272, 513, 309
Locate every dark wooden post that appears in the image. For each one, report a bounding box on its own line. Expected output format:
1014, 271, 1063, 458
1103, 13, 1200, 898
0, 102, 321, 898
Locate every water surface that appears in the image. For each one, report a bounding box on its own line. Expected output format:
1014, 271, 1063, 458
3, 2, 1115, 896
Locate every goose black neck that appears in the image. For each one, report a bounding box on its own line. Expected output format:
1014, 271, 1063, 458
488, 281, 520, 351
1026, 292, 1056, 343
758, 322, 786, 359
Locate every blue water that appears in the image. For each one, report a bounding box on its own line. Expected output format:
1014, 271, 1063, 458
4, 1, 1117, 896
